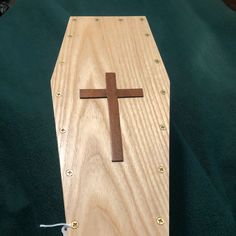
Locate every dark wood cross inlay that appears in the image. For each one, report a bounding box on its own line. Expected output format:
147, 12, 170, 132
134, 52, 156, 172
80, 73, 144, 162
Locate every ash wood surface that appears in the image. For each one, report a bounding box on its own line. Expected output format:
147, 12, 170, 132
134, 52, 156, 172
51, 16, 170, 236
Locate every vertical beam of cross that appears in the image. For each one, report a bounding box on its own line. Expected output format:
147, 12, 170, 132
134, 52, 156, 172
80, 73, 143, 162
106, 73, 124, 162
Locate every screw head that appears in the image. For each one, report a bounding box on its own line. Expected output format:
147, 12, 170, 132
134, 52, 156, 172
160, 90, 166, 95
66, 169, 73, 177
60, 128, 66, 134
119, 18, 124, 21
154, 59, 160, 63
71, 221, 79, 229
158, 166, 165, 173
156, 217, 165, 225
72, 17, 77, 21
95, 18, 99, 21
145, 33, 150, 37
160, 124, 166, 131
140, 18, 144, 21
56, 92, 62, 97
68, 34, 73, 37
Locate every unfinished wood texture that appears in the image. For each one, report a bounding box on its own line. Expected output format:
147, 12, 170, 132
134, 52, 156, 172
51, 16, 170, 236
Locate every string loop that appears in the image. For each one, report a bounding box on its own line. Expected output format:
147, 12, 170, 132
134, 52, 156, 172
40, 223, 72, 236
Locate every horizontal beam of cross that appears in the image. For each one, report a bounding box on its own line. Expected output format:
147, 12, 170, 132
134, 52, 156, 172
80, 88, 143, 98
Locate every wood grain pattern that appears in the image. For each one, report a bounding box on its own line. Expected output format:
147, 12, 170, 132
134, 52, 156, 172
51, 16, 170, 236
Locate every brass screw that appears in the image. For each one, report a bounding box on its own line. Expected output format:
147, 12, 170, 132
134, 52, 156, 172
119, 18, 124, 21
154, 59, 160, 63
160, 124, 166, 131
60, 128, 66, 134
59, 61, 65, 65
156, 217, 165, 225
145, 33, 150, 37
160, 90, 166, 95
71, 221, 79, 229
95, 18, 99, 21
56, 92, 62, 97
72, 17, 77, 21
140, 18, 144, 21
66, 169, 73, 177
68, 34, 73, 37
158, 166, 165, 173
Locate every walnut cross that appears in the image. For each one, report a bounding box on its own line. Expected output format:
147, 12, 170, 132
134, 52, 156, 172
80, 73, 144, 162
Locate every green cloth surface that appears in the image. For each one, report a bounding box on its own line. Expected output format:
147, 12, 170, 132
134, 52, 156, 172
0, 0, 235, 235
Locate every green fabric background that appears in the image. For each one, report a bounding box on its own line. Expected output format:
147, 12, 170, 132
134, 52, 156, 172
0, 0, 235, 235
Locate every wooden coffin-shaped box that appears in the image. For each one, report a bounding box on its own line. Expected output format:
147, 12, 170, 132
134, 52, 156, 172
51, 16, 170, 236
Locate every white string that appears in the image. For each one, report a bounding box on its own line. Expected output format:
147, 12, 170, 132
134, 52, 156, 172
40, 223, 72, 236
